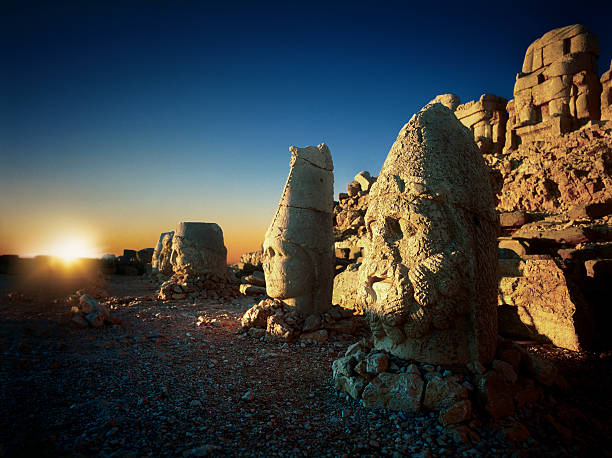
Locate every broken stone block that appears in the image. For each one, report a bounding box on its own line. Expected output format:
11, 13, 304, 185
423, 375, 468, 411
361, 372, 424, 412
334, 375, 366, 400
439, 399, 472, 426
239, 284, 266, 296
498, 256, 594, 351
354, 171, 376, 192
477, 371, 515, 419
332, 355, 357, 378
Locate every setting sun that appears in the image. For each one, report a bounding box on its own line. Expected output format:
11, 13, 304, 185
47, 235, 99, 262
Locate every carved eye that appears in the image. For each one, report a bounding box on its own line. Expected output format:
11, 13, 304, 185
384, 217, 403, 244
267, 247, 275, 257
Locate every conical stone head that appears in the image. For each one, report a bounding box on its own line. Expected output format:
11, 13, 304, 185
263, 144, 334, 314
359, 103, 499, 365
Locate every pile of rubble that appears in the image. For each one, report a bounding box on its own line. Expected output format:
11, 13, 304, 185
233, 250, 267, 296
240, 298, 366, 343
333, 337, 561, 428
158, 271, 239, 302
68, 294, 120, 328
333, 170, 375, 273
488, 123, 612, 214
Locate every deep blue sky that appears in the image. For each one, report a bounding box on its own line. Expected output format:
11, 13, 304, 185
1, 1, 611, 260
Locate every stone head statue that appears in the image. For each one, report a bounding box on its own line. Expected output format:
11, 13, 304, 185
155, 231, 174, 275
170, 222, 227, 277
152, 231, 173, 271
263, 144, 334, 315
359, 103, 498, 365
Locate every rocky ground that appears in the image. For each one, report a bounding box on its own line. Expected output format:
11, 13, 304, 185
1, 275, 611, 457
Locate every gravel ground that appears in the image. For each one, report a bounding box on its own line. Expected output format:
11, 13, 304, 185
0, 276, 610, 457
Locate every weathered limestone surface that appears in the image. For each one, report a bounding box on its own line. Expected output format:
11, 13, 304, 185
358, 103, 499, 365
489, 124, 612, 213
428, 93, 460, 112
498, 256, 594, 351
506, 25, 602, 150
263, 144, 334, 315
454, 94, 508, 154
332, 264, 361, 311
601, 60, 612, 121
152, 231, 174, 275
170, 222, 227, 276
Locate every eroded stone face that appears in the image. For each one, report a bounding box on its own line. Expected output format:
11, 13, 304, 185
156, 232, 175, 275
358, 103, 499, 365
152, 231, 173, 271
263, 238, 314, 299
170, 222, 227, 276
263, 144, 334, 315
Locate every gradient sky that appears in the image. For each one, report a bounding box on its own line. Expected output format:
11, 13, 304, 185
2, 1, 611, 263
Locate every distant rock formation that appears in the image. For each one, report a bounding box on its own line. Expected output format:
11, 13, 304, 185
506, 25, 602, 150
454, 94, 508, 154
601, 60, 612, 121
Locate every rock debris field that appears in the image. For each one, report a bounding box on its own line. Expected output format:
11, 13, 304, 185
1, 276, 610, 457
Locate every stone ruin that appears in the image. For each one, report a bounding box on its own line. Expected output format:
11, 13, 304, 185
157, 222, 239, 302
333, 103, 568, 426
601, 60, 612, 121
262, 144, 334, 315
151, 231, 174, 278
506, 24, 602, 150
170, 222, 227, 277
333, 170, 377, 276
152, 231, 174, 276
454, 94, 508, 154
433, 25, 610, 155
358, 103, 499, 366
241, 144, 368, 342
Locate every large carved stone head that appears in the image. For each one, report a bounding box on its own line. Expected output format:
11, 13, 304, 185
359, 103, 499, 365
170, 222, 227, 277
263, 144, 334, 315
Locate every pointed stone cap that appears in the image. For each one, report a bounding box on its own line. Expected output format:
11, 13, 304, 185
378, 103, 496, 223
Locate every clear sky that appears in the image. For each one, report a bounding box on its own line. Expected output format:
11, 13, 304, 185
1, 1, 611, 263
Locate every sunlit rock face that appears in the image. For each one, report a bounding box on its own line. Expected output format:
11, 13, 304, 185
506, 25, 601, 150
152, 231, 174, 275
170, 223, 227, 276
601, 60, 612, 121
454, 94, 508, 154
263, 144, 334, 315
428, 93, 460, 112
358, 103, 499, 365
152, 231, 173, 271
